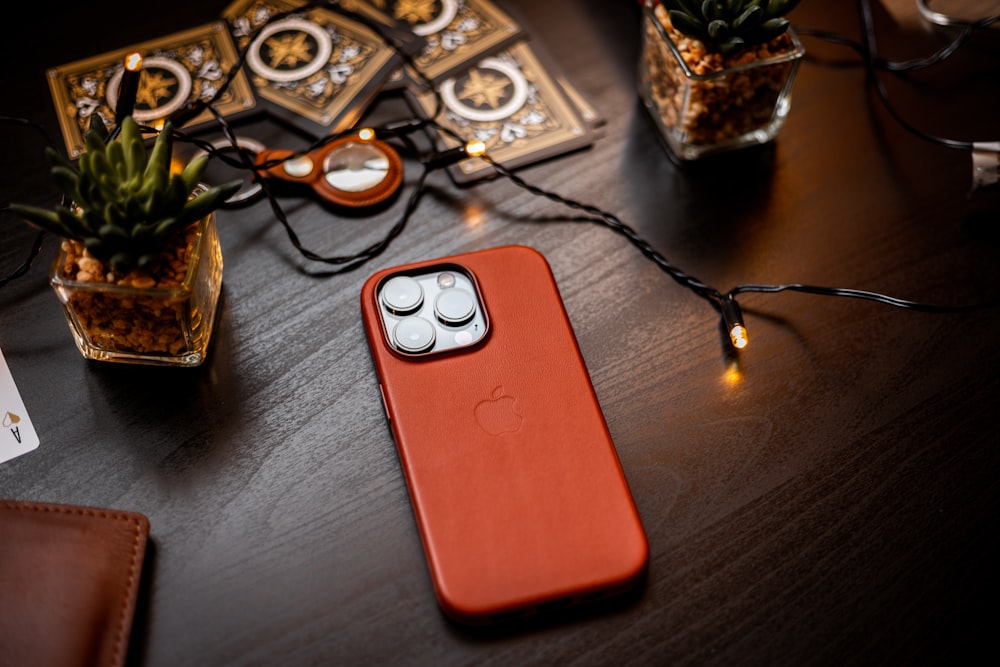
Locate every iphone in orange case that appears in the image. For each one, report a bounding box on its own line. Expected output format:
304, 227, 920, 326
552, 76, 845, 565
360, 244, 648, 624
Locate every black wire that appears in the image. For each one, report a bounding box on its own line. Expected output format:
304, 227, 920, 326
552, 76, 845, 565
857, 0, 976, 151
299, 165, 431, 276
798, 11, 997, 73
0, 205, 45, 289
797, 0, 999, 152
917, 0, 1000, 29
0, 116, 59, 287
481, 155, 725, 306
4, 1, 998, 338
729, 282, 1000, 313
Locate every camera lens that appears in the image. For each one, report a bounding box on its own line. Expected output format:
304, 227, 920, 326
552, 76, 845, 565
392, 316, 436, 353
381, 276, 424, 315
434, 288, 476, 326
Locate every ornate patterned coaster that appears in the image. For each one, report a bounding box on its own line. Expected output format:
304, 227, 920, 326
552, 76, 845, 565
348, 0, 523, 83
222, 0, 402, 136
408, 40, 594, 184
47, 21, 256, 158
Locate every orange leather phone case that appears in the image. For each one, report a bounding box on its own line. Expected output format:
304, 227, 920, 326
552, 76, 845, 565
360, 245, 648, 624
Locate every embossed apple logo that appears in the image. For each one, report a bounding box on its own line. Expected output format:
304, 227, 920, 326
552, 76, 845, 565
474, 386, 523, 435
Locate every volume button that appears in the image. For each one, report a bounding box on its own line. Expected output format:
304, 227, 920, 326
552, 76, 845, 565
378, 383, 391, 422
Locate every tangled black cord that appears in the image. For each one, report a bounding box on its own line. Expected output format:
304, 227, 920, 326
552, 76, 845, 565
3, 0, 999, 347
796, 0, 1000, 151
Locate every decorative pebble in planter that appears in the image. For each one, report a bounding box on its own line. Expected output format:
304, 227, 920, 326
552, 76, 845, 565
638, 1, 805, 160
49, 205, 224, 367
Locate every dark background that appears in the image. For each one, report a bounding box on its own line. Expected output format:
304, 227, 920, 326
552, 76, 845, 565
2, 1, 999, 665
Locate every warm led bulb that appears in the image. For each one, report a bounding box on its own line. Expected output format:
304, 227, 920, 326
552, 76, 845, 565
125, 52, 143, 71
464, 140, 486, 157
357, 128, 375, 142
720, 296, 748, 350
729, 324, 749, 350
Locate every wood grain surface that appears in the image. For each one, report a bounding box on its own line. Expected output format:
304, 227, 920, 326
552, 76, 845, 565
1, 1, 998, 665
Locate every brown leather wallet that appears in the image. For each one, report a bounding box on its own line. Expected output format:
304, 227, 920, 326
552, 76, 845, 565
0, 500, 150, 667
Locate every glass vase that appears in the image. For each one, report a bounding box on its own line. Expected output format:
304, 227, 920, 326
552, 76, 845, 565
48, 211, 224, 367
638, 2, 805, 161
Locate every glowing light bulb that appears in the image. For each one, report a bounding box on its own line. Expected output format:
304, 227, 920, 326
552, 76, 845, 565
721, 296, 748, 350
464, 140, 486, 157
115, 51, 143, 123
729, 324, 749, 349
125, 52, 143, 71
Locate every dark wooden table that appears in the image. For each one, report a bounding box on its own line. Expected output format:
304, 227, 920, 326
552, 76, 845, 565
2, 1, 998, 665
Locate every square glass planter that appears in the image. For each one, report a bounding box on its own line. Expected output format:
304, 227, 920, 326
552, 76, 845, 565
638, 2, 805, 161
49, 211, 223, 367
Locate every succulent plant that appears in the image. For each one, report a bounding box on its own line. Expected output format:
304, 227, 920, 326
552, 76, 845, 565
660, 0, 801, 55
9, 116, 241, 273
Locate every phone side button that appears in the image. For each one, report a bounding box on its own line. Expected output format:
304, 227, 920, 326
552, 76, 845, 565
378, 383, 391, 423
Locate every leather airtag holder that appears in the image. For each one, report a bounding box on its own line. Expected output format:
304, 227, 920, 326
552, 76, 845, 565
255, 134, 404, 209
0, 500, 150, 667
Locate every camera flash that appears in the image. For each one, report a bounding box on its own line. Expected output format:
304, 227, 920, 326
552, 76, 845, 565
437, 272, 456, 289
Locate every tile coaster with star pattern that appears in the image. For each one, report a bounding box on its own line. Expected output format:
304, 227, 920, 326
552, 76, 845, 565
348, 0, 523, 84
46, 21, 257, 158
222, 0, 404, 137
407, 40, 595, 184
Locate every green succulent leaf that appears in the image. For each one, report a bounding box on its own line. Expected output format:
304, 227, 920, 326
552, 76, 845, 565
106, 140, 128, 183
109, 253, 135, 273
669, 10, 708, 39
121, 117, 148, 181
102, 200, 127, 229
152, 217, 179, 239
136, 254, 158, 270
49, 165, 83, 203
760, 17, 790, 35
88, 115, 110, 143
179, 153, 209, 195
98, 223, 129, 242
142, 122, 173, 184
83, 237, 106, 257
733, 5, 762, 30
130, 221, 156, 240
719, 36, 746, 54
165, 175, 192, 216
60, 207, 93, 236
664, 0, 795, 52
44, 146, 76, 173
9, 114, 236, 273
179, 180, 242, 224
666, 0, 704, 17
84, 124, 108, 156
7, 203, 71, 237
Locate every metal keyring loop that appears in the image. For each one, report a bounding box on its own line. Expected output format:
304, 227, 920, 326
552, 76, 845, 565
190, 136, 266, 207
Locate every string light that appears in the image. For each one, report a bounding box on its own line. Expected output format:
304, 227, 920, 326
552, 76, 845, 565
4, 0, 999, 355
424, 140, 490, 170
115, 52, 143, 124
720, 297, 748, 350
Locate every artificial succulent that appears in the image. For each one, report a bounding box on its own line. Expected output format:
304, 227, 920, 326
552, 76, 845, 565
661, 0, 801, 55
9, 115, 241, 273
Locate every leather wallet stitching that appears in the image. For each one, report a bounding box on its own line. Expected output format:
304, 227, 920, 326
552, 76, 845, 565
1, 501, 146, 667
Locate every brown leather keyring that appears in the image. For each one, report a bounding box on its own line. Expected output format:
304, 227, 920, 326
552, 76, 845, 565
255, 132, 404, 209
